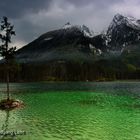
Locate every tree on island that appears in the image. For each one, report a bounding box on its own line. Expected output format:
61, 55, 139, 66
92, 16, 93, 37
0, 17, 23, 110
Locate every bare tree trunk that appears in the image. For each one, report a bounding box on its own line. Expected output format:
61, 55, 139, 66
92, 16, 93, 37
7, 71, 10, 100
1, 111, 10, 139
6, 62, 10, 101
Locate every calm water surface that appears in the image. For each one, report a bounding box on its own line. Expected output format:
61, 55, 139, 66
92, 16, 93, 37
0, 82, 140, 140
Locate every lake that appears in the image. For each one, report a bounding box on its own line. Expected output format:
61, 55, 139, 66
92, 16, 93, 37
0, 82, 140, 140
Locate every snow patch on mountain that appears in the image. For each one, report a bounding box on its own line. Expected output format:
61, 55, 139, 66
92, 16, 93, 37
108, 14, 140, 34
44, 37, 53, 41
62, 22, 94, 38
89, 44, 102, 55
62, 22, 72, 29
126, 16, 140, 30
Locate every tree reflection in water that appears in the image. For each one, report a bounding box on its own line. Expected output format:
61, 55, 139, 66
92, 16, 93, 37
1, 110, 16, 140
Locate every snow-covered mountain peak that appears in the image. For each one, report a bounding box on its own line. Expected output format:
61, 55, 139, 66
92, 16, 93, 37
81, 25, 94, 38
105, 14, 140, 50
113, 13, 124, 22
62, 23, 94, 38
108, 14, 140, 32
125, 16, 140, 30
62, 22, 72, 29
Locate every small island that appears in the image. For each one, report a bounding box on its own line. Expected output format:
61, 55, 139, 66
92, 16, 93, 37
0, 17, 24, 110
0, 99, 24, 110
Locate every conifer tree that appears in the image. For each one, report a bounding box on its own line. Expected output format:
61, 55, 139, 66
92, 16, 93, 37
0, 17, 16, 100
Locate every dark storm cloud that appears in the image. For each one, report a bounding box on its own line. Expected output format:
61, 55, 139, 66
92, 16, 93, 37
0, 0, 51, 18
0, 0, 140, 48
0, 0, 122, 19
66, 0, 122, 7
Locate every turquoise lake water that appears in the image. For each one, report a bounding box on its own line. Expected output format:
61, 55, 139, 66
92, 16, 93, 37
0, 82, 140, 140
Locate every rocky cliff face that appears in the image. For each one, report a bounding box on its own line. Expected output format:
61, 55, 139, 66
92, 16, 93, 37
106, 14, 140, 50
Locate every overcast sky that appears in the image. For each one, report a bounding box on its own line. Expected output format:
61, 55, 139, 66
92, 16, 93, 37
1, 0, 140, 48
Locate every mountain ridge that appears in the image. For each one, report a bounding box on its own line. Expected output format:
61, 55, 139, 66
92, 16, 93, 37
15, 13, 140, 64
0, 13, 139, 82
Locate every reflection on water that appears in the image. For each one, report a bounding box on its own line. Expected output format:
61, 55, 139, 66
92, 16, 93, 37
0, 109, 27, 140
0, 110, 22, 140
1, 111, 10, 139
0, 82, 140, 140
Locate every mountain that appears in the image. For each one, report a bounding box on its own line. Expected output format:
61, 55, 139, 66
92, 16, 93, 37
16, 23, 102, 63
6, 14, 139, 82
16, 14, 140, 64
106, 13, 140, 50
62, 22, 94, 38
